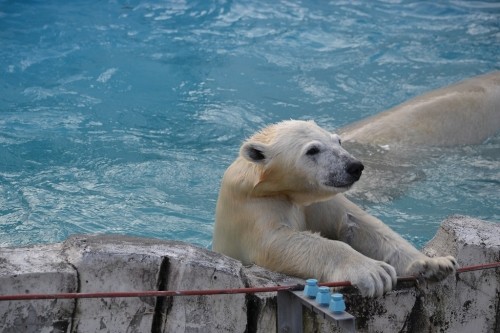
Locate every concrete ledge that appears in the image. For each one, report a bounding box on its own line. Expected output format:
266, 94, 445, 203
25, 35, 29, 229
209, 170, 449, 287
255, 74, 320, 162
0, 243, 77, 332
0, 216, 498, 332
339, 215, 500, 333
421, 216, 500, 333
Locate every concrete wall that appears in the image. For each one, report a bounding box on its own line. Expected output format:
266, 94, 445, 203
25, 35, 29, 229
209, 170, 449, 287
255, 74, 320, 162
0, 215, 498, 333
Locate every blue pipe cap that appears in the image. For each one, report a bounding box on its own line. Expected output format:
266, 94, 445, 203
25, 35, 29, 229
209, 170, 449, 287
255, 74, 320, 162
329, 293, 346, 314
303, 278, 318, 299
316, 286, 330, 306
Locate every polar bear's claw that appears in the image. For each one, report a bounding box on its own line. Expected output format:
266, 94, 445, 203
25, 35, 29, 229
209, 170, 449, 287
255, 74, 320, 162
405, 255, 458, 282
348, 260, 397, 297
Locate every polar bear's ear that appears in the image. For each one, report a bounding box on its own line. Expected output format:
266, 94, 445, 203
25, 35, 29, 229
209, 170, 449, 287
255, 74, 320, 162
241, 142, 269, 164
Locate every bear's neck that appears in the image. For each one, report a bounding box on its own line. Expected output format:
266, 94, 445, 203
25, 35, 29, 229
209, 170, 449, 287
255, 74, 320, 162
251, 182, 336, 206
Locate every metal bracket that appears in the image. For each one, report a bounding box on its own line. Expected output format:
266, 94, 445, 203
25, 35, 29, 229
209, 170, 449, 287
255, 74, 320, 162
277, 290, 356, 333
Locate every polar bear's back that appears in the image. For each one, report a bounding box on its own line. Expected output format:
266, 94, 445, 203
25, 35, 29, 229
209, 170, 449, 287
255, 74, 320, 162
340, 71, 500, 146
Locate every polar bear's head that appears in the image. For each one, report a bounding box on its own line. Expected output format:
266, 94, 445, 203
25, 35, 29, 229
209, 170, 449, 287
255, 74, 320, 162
240, 120, 364, 202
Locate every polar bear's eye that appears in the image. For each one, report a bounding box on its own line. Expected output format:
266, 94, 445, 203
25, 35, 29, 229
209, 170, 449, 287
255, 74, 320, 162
306, 146, 320, 156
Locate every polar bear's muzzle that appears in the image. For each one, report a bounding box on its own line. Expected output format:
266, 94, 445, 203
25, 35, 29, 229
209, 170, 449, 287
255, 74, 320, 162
324, 159, 364, 189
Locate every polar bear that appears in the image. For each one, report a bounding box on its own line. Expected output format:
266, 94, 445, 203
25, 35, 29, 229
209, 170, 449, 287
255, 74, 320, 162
212, 120, 457, 297
340, 71, 500, 146
340, 71, 500, 202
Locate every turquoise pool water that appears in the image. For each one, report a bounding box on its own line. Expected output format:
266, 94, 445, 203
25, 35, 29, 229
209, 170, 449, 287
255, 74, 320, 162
0, 1, 499, 249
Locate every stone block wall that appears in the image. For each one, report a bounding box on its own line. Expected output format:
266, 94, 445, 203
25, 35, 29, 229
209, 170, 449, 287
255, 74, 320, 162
0, 215, 498, 332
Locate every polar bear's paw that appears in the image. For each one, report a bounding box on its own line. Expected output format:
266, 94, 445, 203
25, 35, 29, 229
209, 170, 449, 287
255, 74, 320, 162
405, 256, 458, 282
346, 260, 397, 297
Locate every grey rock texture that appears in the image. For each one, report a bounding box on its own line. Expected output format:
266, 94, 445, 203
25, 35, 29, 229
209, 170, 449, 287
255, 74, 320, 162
0, 243, 77, 333
421, 216, 500, 333
0, 215, 498, 333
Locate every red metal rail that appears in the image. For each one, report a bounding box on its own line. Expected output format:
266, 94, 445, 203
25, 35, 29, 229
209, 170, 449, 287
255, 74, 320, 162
1, 261, 499, 301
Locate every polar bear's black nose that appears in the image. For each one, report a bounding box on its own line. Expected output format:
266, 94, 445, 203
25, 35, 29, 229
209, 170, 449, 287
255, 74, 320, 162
346, 161, 364, 179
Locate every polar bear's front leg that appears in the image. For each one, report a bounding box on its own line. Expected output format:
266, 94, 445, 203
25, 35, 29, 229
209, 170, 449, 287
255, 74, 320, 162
305, 194, 458, 282
340, 208, 458, 281
250, 226, 397, 297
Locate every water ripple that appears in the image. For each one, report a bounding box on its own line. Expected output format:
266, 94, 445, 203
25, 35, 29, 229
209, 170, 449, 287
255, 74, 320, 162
0, 0, 498, 248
